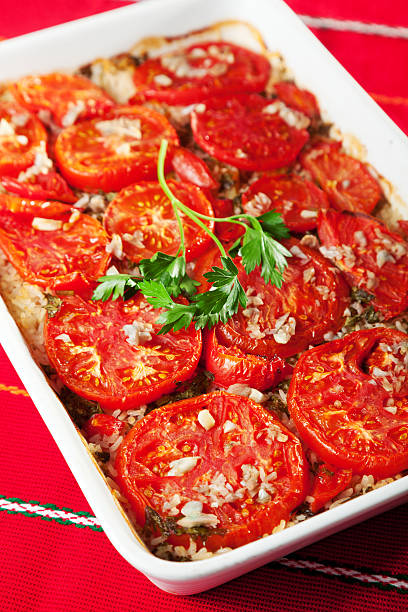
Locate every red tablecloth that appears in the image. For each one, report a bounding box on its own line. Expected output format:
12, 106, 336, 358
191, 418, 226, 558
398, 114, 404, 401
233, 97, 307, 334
1, 2, 408, 610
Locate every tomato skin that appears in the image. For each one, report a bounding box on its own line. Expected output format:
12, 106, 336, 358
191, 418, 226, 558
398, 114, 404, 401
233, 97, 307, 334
399, 220, 408, 239
1, 172, 76, 204
318, 209, 408, 320
54, 105, 179, 192
288, 327, 408, 479
301, 142, 382, 214
0, 193, 110, 291
192, 245, 223, 294
12, 73, 115, 127
83, 414, 127, 440
131, 42, 270, 106
210, 198, 245, 243
191, 94, 309, 171
115, 391, 308, 551
204, 328, 292, 390
242, 173, 329, 233
308, 460, 353, 513
103, 180, 214, 262
0, 103, 47, 177
216, 239, 349, 359
170, 147, 219, 191
274, 81, 320, 120
45, 293, 202, 409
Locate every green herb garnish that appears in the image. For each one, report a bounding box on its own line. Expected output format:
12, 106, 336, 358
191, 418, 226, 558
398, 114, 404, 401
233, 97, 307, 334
92, 139, 291, 333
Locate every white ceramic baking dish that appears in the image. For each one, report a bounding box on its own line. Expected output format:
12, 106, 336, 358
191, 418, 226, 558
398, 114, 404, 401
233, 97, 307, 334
1, 0, 408, 596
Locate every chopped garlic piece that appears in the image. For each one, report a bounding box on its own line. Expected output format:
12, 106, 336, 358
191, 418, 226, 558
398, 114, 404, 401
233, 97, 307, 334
197, 409, 215, 431
223, 420, 237, 433
180, 500, 203, 516
167, 456, 199, 477
153, 74, 173, 87
54, 333, 72, 343
0, 118, 14, 136
105, 234, 123, 259
61, 100, 85, 127
95, 117, 142, 140
32, 218, 63, 231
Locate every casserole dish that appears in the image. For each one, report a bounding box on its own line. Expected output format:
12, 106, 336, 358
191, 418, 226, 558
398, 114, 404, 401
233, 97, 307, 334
1, 0, 408, 595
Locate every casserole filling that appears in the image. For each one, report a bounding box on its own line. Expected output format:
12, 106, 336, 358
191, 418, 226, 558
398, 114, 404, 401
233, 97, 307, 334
0, 21, 407, 561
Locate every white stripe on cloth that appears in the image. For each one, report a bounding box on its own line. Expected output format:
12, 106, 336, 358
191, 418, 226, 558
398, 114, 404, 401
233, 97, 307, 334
300, 15, 408, 40
279, 557, 408, 590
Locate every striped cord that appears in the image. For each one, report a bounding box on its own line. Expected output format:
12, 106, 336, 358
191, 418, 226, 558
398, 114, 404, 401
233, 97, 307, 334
1, 495, 408, 593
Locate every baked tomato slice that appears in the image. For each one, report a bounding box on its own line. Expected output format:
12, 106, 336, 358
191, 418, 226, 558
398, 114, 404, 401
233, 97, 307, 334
308, 461, 353, 514
288, 327, 408, 479
208, 199, 244, 244
54, 106, 179, 192
1, 172, 76, 204
0, 102, 47, 177
204, 328, 292, 391
301, 142, 382, 214
215, 239, 349, 358
45, 293, 202, 409
242, 173, 329, 233
0, 193, 110, 290
83, 414, 127, 441
115, 391, 308, 552
274, 81, 320, 120
399, 220, 408, 237
191, 94, 309, 171
318, 209, 408, 319
131, 42, 270, 105
103, 180, 214, 262
12, 73, 115, 127
170, 147, 218, 191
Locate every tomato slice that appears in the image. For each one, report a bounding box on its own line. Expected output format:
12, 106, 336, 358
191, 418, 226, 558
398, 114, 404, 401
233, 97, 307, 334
131, 42, 270, 106
103, 180, 214, 262
191, 94, 309, 171
45, 293, 202, 409
215, 239, 349, 358
12, 73, 115, 127
1, 172, 76, 204
54, 106, 179, 192
83, 414, 127, 441
204, 328, 292, 390
0, 102, 47, 177
318, 209, 408, 320
399, 220, 408, 237
0, 193, 110, 291
288, 327, 408, 479
308, 459, 353, 514
274, 81, 320, 120
211, 198, 245, 244
301, 142, 382, 214
242, 173, 329, 233
115, 391, 308, 552
170, 147, 219, 191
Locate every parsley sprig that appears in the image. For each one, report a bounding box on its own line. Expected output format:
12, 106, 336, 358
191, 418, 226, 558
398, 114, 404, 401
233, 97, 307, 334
92, 139, 291, 333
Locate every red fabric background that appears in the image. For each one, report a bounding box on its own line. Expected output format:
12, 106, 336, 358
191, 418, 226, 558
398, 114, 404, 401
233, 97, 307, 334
1, 2, 408, 610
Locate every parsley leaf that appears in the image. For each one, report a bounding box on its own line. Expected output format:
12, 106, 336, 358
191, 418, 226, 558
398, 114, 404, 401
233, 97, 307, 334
139, 252, 199, 298
138, 280, 196, 334
91, 274, 140, 302
240, 225, 292, 287
193, 257, 247, 328
258, 210, 291, 239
